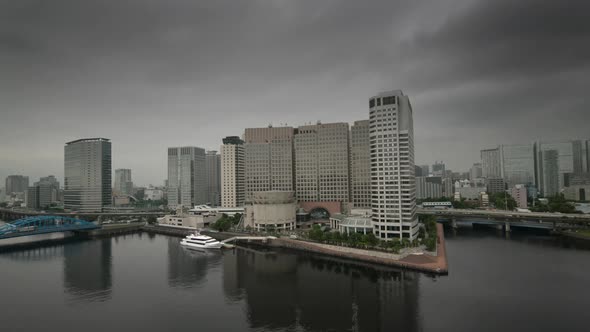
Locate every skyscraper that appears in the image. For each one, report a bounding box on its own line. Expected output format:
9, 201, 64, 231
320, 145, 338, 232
369, 90, 418, 241
244, 126, 295, 199
540, 149, 559, 196
536, 141, 574, 195
221, 137, 245, 208
431, 162, 445, 177
5, 175, 29, 195
470, 163, 483, 180
114, 169, 133, 196
206, 151, 221, 207
64, 138, 112, 212
481, 148, 502, 178
350, 120, 371, 208
499, 144, 536, 187
167, 146, 206, 209
294, 122, 350, 203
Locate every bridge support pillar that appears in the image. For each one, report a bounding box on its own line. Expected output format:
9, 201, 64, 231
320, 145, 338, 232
505, 222, 511, 232
496, 224, 503, 231
451, 218, 458, 229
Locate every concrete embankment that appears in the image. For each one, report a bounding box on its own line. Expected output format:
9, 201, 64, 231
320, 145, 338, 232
140, 224, 194, 237
87, 222, 145, 238
206, 225, 449, 275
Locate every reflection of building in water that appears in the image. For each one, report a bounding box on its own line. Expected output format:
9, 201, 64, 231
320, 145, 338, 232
3, 245, 64, 262
167, 237, 222, 288
223, 248, 420, 331
63, 238, 112, 301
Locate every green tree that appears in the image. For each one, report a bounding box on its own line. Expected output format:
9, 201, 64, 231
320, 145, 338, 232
147, 215, 157, 224
490, 192, 517, 211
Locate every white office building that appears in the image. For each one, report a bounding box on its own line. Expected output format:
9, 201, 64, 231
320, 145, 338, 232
369, 90, 419, 241
221, 137, 245, 208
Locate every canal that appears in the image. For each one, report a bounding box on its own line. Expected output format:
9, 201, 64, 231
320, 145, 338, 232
1, 227, 589, 331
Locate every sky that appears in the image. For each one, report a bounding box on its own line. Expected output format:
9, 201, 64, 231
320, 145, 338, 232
1, 0, 589, 187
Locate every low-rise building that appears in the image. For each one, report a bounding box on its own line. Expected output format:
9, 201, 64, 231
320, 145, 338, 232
329, 209, 373, 234
244, 191, 297, 232
510, 184, 528, 209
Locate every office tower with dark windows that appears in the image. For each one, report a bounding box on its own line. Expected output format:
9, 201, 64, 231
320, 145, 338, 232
114, 169, 133, 196
350, 120, 371, 208
481, 148, 502, 178
369, 90, 419, 241
206, 150, 222, 207
64, 138, 112, 212
167, 146, 206, 209
221, 137, 245, 208
499, 144, 536, 188
5, 175, 29, 195
294, 122, 350, 203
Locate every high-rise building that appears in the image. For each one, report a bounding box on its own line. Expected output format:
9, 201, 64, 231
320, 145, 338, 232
167, 146, 206, 209
369, 90, 419, 240
572, 140, 585, 174
244, 126, 295, 199
470, 163, 483, 180
294, 122, 350, 203
481, 148, 501, 178
5, 175, 29, 195
432, 162, 446, 177
499, 144, 536, 188
26, 186, 39, 209
221, 137, 245, 208
418, 165, 430, 177
539, 149, 560, 196
114, 169, 133, 196
350, 120, 371, 208
206, 151, 221, 207
36, 175, 60, 208
536, 141, 574, 196
64, 138, 112, 212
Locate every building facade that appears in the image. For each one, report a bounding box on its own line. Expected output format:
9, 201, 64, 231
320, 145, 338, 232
470, 163, 483, 180
294, 122, 350, 203
221, 137, 245, 208
369, 90, 419, 240
244, 191, 297, 231
5, 175, 29, 196
499, 144, 536, 188
244, 126, 295, 199
64, 138, 112, 212
114, 169, 133, 196
415, 176, 443, 200
350, 120, 371, 208
167, 146, 207, 209
206, 151, 221, 206
510, 184, 528, 209
481, 148, 501, 178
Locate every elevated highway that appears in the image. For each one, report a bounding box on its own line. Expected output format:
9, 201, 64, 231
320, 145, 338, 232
0, 208, 166, 222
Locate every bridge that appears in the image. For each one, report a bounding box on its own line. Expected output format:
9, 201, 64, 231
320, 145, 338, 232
0, 216, 100, 240
0, 208, 166, 222
417, 208, 590, 231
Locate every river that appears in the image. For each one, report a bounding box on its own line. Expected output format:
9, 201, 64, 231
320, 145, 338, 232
1, 227, 589, 332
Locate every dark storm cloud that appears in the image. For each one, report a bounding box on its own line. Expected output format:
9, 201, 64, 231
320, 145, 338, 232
0, 0, 589, 185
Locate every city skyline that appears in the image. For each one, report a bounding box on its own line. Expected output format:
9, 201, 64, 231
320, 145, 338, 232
1, 1, 590, 186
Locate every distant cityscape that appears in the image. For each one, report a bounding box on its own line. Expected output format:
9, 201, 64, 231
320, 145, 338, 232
2, 90, 589, 240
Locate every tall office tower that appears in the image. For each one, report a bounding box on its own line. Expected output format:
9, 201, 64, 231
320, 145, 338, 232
206, 151, 221, 206
350, 120, 371, 208
481, 148, 502, 178
36, 175, 60, 208
244, 126, 295, 199
536, 141, 574, 195
499, 144, 535, 188
64, 138, 112, 212
221, 137, 245, 208
418, 165, 430, 177
431, 162, 446, 177
470, 163, 483, 180
539, 149, 559, 196
415, 176, 443, 200
369, 90, 419, 241
586, 140, 590, 173
572, 140, 585, 173
5, 175, 29, 195
294, 122, 350, 203
114, 169, 133, 196
167, 146, 206, 209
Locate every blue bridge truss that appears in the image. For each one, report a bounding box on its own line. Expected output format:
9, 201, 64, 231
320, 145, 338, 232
0, 216, 100, 239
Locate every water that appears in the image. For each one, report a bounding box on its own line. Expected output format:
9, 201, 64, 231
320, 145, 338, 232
1, 228, 589, 332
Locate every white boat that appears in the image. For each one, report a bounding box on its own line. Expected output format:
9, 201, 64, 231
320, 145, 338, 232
180, 232, 223, 250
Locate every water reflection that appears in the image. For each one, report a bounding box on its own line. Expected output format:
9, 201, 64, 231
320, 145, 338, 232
167, 237, 223, 288
63, 238, 113, 302
224, 246, 421, 332
0, 244, 65, 262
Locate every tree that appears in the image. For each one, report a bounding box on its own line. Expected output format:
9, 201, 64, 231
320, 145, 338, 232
490, 192, 517, 211
147, 215, 157, 224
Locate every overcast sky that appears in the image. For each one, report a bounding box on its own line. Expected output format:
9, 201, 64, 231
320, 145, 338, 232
1, 0, 589, 186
